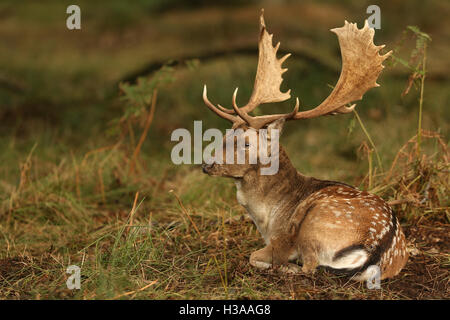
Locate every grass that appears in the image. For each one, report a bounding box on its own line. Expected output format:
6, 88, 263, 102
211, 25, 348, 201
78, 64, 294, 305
0, 1, 449, 299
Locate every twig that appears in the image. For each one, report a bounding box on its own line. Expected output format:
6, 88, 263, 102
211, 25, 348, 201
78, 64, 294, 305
169, 190, 201, 238
127, 192, 140, 234
353, 109, 383, 171
388, 199, 415, 206
82, 143, 119, 166
129, 89, 158, 175
18, 142, 37, 192
417, 44, 427, 157
213, 255, 228, 297
112, 280, 157, 299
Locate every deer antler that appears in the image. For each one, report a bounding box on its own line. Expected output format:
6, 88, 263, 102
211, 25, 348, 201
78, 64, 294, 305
202, 85, 245, 128
203, 12, 391, 129
202, 9, 291, 127
291, 20, 392, 120
238, 9, 292, 113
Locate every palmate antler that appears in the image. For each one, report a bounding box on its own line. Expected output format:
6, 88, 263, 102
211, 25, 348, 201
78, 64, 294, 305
203, 10, 392, 129
203, 9, 292, 128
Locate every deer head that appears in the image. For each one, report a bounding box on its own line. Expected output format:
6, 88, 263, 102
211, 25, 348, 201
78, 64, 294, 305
201, 118, 284, 177
202, 10, 391, 179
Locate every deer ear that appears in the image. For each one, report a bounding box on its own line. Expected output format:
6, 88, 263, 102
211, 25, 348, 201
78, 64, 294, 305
266, 118, 285, 136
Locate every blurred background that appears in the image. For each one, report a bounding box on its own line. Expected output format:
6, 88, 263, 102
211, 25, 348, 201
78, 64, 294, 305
0, 0, 448, 299
1, 0, 448, 179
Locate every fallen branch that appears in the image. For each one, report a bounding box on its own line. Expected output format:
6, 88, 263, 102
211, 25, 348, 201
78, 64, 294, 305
112, 280, 157, 299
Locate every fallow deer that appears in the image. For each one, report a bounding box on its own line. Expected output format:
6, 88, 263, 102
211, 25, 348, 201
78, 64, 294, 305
201, 11, 408, 281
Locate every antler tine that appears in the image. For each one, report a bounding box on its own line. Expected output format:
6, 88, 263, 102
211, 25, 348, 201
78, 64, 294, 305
232, 87, 262, 127
233, 89, 300, 129
216, 103, 235, 114
202, 85, 243, 125
291, 20, 391, 120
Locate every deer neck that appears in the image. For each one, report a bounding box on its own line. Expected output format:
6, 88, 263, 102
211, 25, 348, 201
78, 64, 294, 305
234, 146, 308, 243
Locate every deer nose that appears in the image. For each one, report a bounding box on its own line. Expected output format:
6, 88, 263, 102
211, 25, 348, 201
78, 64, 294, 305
202, 163, 213, 174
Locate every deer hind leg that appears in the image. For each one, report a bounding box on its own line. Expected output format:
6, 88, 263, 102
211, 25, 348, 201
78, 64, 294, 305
299, 244, 319, 274
250, 243, 302, 274
271, 235, 302, 274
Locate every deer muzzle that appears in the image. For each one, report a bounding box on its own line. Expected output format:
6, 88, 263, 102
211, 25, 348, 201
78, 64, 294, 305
202, 163, 214, 174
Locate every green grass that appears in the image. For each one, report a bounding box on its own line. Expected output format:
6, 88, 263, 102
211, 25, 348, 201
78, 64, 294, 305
0, 1, 448, 299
